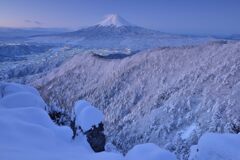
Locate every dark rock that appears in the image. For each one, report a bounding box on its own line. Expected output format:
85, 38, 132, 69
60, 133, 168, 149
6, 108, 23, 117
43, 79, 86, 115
85, 123, 106, 152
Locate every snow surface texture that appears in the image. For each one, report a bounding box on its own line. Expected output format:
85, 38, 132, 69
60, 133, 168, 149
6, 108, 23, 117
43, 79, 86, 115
98, 14, 131, 27
126, 143, 176, 160
74, 100, 104, 132
0, 82, 177, 160
189, 133, 240, 160
34, 41, 240, 159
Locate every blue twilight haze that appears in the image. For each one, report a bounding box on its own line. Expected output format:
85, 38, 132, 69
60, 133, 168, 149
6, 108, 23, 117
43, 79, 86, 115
0, 0, 240, 35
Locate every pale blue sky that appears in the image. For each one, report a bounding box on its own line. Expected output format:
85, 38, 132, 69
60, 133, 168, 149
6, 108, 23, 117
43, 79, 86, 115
0, 0, 240, 35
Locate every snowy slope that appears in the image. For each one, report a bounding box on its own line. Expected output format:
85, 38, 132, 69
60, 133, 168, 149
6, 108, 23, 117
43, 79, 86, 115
0, 82, 122, 160
34, 41, 240, 159
189, 133, 240, 160
0, 82, 178, 160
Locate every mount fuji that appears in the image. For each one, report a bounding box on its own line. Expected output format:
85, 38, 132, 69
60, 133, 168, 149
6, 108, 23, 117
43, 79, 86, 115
29, 14, 214, 50
98, 14, 132, 27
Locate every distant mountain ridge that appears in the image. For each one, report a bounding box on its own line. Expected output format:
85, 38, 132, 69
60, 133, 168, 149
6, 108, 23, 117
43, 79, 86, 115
0, 27, 69, 39
28, 14, 214, 50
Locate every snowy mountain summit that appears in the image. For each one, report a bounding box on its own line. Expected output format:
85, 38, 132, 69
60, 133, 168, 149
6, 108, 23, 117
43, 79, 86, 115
98, 14, 131, 27
28, 14, 214, 49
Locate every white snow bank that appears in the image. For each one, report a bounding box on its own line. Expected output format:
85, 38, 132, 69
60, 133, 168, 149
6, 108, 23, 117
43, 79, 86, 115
125, 143, 177, 160
0, 92, 46, 109
74, 100, 104, 132
93, 152, 124, 160
2, 82, 239, 160
0, 83, 123, 160
0, 82, 178, 160
189, 133, 240, 160
0, 82, 39, 97
0, 82, 46, 109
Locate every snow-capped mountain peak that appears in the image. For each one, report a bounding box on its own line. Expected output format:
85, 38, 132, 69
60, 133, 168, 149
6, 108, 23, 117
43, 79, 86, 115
98, 14, 131, 27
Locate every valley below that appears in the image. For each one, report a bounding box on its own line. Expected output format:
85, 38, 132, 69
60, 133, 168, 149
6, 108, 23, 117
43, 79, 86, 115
33, 41, 240, 159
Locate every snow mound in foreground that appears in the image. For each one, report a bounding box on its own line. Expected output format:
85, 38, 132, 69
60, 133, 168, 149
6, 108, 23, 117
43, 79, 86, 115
74, 100, 104, 132
126, 143, 177, 160
189, 133, 240, 160
0, 83, 121, 160
0, 92, 46, 109
3, 83, 238, 160
0, 82, 46, 109
0, 82, 177, 160
0, 82, 40, 97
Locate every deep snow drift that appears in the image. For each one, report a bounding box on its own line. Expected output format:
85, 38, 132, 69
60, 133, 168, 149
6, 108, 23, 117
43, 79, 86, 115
189, 133, 240, 160
0, 83, 239, 160
34, 41, 240, 159
0, 82, 178, 160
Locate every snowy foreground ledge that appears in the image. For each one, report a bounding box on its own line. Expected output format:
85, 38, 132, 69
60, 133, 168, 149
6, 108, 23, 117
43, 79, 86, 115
0, 82, 239, 160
